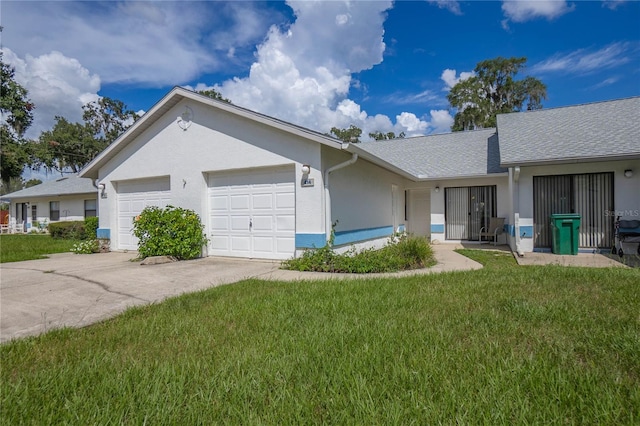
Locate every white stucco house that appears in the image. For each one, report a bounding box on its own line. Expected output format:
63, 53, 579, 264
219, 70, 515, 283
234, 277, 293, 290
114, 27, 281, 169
79, 88, 639, 259
0, 176, 98, 233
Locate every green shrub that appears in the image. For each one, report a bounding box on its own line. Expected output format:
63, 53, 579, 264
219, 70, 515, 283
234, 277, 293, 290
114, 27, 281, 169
282, 233, 435, 273
132, 206, 208, 260
84, 216, 99, 239
49, 221, 86, 240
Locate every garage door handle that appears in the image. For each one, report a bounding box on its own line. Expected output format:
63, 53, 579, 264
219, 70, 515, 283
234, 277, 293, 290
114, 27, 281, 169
249, 219, 252, 230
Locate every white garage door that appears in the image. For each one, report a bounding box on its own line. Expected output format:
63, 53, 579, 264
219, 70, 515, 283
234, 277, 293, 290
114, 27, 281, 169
208, 168, 295, 259
116, 178, 171, 251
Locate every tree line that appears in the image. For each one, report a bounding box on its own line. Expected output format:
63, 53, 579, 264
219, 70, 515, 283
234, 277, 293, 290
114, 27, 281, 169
1, 54, 546, 190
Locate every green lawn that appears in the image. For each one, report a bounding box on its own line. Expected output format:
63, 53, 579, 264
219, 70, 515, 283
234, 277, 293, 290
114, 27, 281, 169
0, 234, 80, 263
1, 251, 639, 423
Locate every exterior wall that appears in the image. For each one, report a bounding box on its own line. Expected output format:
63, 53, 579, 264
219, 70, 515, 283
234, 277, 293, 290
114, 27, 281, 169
9, 194, 97, 232
508, 159, 640, 253
425, 176, 510, 243
322, 147, 409, 251
96, 100, 325, 253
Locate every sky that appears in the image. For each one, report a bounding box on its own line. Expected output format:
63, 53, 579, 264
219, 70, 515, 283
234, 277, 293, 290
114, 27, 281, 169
2, 0, 639, 181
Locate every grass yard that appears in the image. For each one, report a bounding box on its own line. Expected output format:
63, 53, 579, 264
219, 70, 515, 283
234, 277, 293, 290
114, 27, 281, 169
0, 234, 80, 263
1, 251, 639, 423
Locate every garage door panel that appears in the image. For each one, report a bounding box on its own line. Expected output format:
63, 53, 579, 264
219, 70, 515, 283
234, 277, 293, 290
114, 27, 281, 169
231, 216, 250, 231
277, 215, 295, 231
210, 216, 229, 231
208, 168, 295, 259
230, 195, 251, 210
117, 178, 171, 251
252, 193, 273, 209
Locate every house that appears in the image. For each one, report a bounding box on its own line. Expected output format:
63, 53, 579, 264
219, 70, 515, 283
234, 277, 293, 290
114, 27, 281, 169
79, 87, 639, 259
0, 175, 98, 233
497, 97, 639, 254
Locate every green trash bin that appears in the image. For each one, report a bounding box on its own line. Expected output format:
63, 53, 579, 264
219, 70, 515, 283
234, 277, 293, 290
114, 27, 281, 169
550, 213, 581, 255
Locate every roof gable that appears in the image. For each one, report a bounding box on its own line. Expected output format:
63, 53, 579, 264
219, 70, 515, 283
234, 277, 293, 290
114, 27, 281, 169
80, 87, 345, 179
497, 97, 640, 166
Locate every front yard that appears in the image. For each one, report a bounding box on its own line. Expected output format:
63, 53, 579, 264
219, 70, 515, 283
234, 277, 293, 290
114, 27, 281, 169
1, 250, 638, 423
0, 234, 81, 263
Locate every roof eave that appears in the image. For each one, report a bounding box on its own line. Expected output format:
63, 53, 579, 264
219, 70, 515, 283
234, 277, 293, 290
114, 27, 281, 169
501, 152, 640, 168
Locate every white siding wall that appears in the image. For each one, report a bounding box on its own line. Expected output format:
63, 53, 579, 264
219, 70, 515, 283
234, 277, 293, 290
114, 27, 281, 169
10, 195, 96, 232
324, 147, 409, 250
509, 159, 640, 253
97, 100, 325, 252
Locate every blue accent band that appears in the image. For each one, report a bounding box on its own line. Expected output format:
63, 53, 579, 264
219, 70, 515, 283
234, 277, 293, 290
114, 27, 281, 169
334, 225, 394, 246
97, 228, 111, 239
296, 233, 327, 248
520, 226, 533, 238
431, 224, 445, 234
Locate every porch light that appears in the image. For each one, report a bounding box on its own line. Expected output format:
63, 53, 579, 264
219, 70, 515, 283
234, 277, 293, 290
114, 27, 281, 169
301, 164, 311, 175
435, 186, 440, 193
98, 183, 107, 198
624, 169, 633, 178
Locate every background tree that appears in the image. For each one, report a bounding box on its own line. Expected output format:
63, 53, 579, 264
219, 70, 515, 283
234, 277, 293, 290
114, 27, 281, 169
25, 178, 42, 188
198, 89, 231, 104
32, 97, 140, 174
82, 97, 140, 145
369, 131, 405, 140
329, 125, 362, 143
447, 56, 547, 131
1, 51, 34, 187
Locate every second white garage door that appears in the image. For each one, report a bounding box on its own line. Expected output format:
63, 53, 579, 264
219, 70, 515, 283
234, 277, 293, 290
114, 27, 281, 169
116, 178, 171, 251
208, 168, 295, 259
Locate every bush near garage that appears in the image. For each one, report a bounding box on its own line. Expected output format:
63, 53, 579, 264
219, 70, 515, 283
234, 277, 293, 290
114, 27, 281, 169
84, 216, 99, 239
132, 205, 208, 260
48, 221, 86, 240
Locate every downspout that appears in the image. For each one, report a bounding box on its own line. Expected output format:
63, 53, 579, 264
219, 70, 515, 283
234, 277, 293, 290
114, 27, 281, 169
324, 152, 358, 243
512, 166, 524, 257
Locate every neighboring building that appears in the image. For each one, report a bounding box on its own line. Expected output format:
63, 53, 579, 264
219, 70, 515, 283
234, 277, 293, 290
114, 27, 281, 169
0, 176, 98, 233
79, 87, 639, 258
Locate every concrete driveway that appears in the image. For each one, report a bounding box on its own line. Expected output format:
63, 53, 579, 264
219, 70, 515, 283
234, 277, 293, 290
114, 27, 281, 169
0, 252, 285, 343
0, 246, 482, 343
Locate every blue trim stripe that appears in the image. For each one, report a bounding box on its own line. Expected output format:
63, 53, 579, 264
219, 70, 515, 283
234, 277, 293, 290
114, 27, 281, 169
334, 225, 394, 246
506, 224, 533, 238
97, 228, 111, 239
431, 224, 444, 234
296, 233, 326, 248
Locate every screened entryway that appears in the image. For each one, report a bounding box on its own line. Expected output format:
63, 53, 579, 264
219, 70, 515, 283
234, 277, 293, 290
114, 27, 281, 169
533, 172, 614, 249
445, 185, 497, 240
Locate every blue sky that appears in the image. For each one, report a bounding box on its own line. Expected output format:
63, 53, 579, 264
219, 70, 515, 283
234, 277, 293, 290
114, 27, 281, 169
2, 0, 639, 151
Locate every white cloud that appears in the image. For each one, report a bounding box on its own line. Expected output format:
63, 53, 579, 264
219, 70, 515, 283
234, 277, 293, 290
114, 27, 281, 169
531, 42, 635, 74
210, 1, 442, 139
501, 0, 575, 29
428, 1, 463, 15
428, 110, 455, 134
441, 69, 475, 89
1, 48, 101, 139
602, 0, 628, 10
2, 1, 278, 86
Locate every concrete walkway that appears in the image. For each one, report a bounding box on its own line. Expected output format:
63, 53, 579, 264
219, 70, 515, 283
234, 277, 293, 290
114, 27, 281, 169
0, 246, 479, 343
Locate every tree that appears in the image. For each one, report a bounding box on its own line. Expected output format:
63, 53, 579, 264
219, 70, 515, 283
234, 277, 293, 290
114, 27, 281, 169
369, 131, 405, 140
198, 89, 231, 104
329, 125, 362, 143
33, 117, 99, 173
25, 179, 42, 188
82, 97, 140, 145
447, 56, 547, 131
1, 51, 34, 186
32, 97, 140, 174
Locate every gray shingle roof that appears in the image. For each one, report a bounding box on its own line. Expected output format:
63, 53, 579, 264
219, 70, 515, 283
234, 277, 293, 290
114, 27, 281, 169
497, 97, 640, 166
0, 175, 96, 201
349, 128, 506, 180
